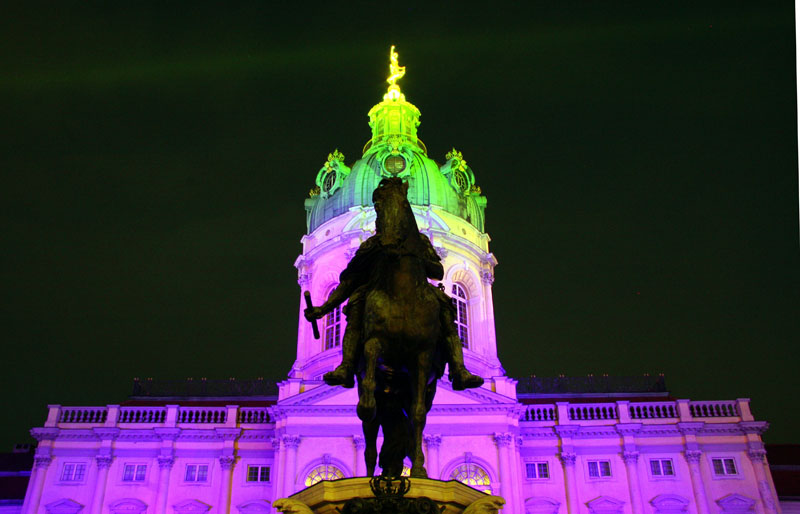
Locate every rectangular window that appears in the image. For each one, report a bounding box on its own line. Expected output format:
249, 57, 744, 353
122, 464, 147, 482
649, 459, 675, 476
712, 458, 738, 476
525, 462, 549, 479
587, 460, 612, 478
247, 465, 270, 482
60, 463, 86, 482
185, 464, 209, 482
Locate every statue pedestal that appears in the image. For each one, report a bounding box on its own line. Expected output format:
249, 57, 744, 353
283, 477, 499, 514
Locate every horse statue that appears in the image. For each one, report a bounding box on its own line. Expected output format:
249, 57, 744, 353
305, 177, 483, 479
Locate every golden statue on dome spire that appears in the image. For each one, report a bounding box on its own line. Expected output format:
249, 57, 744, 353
384, 45, 406, 101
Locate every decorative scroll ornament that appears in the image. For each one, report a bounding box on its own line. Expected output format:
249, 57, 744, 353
384, 46, 406, 101
446, 148, 467, 171
387, 135, 403, 155
324, 149, 345, 171
309, 186, 320, 197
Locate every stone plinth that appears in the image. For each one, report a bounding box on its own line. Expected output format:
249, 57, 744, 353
287, 477, 491, 514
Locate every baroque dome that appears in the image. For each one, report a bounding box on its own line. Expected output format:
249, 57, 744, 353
304, 50, 486, 234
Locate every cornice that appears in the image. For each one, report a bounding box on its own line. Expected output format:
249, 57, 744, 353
30, 428, 60, 442
519, 427, 558, 439
574, 426, 619, 439
738, 421, 769, 435
238, 430, 276, 442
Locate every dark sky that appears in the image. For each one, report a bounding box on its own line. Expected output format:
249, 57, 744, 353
1, 3, 798, 448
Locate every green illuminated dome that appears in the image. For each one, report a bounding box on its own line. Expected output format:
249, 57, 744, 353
305, 58, 486, 234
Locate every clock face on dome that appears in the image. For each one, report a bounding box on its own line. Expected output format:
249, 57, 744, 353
384, 155, 406, 174
322, 170, 337, 193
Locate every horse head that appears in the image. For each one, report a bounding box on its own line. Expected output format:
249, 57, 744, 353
372, 178, 418, 248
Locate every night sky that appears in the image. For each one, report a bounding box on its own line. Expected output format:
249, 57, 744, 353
2, 3, 798, 448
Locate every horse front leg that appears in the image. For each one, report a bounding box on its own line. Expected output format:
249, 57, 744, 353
409, 352, 431, 478
357, 337, 379, 423
362, 418, 379, 477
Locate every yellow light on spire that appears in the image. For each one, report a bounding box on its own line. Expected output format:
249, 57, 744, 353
384, 45, 406, 101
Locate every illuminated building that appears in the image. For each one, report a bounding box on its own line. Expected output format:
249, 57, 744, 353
19, 49, 781, 514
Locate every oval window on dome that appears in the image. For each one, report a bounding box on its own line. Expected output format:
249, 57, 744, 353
384, 155, 406, 174
453, 171, 468, 192
322, 171, 337, 193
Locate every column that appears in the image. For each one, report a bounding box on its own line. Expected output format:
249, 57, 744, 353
423, 435, 441, 480
282, 435, 301, 495
748, 449, 778, 514
218, 457, 236, 514
559, 453, 579, 514
685, 451, 710, 514
493, 433, 513, 503
271, 438, 283, 499
155, 457, 174, 514
91, 456, 113, 514
353, 435, 366, 477
622, 451, 644, 514
22, 455, 52, 514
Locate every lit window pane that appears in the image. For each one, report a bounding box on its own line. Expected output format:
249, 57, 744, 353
123, 464, 135, 481
247, 466, 259, 482
662, 460, 674, 476
537, 462, 549, 479
260, 466, 270, 482
61, 464, 74, 481
588, 461, 599, 477
197, 465, 208, 482
724, 459, 737, 475
600, 461, 611, 476
712, 459, 725, 475
134, 465, 146, 481
304, 464, 344, 487
185, 465, 196, 481
74, 464, 86, 481
450, 463, 491, 493
526, 463, 537, 479
650, 460, 661, 476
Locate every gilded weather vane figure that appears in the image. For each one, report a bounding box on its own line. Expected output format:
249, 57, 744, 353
384, 45, 406, 101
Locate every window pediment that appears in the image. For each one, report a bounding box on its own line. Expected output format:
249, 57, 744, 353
45, 499, 84, 514
173, 500, 211, 514
109, 499, 147, 514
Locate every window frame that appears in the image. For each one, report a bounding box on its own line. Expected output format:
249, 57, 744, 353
304, 463, 345, 487
58, 462, 88, 485
451, 284, 470, 349
710, 456, 741, 479
245, 464, 271, 484
524, 461, 550, 481
322, 294, 345, 351
648, 458, 676, 480
183, 463, 211, 485
449, 462, 492, 494
585, 459, 613, 480
117, 462, 148, 485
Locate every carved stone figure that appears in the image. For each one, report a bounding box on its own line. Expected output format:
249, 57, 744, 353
272, 498, 313, 514
463, 496, 506, 514
305, 178, 483, 478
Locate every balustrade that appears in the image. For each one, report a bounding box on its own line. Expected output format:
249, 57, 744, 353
177, 406, 227, 424
689, 400, 739, 418
629, 401, 678, 419
568, 403, 618, 421
521, 405, 557, 422
119, 407, 166, 423
59, 407, 107, 423
238, 407, 271, 423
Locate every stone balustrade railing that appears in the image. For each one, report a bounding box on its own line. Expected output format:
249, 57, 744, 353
44, 398, 753, 429
519, 398, 753, 424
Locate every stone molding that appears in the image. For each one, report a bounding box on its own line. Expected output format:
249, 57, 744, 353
615, 424, 642, 436
559, 452, 577, 466
622, 451, 639, 464
684, 450, 702, 463
30, 428, 60, 442
95, 455, 114, 469
215, 428, 243, 441
154, 428, 181, 441
92, 428, 121, 440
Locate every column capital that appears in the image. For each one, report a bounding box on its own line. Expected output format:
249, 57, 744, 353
219, 456, 236, 470
424, 434, 442, 449
747, 449, 767, 463
282, 434, 301, 449
684, 450, 703, 463
95, 455, 114, 469
493, 432, 513, 448
271, 437, 281, 451
157, 456, 175, 469
353, 435, 366, 450
559, 452, 577, 467
622, 451, 640, 464
33, 455, 53, 469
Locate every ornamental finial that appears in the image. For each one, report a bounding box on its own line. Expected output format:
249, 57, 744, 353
384, 45, 406, 101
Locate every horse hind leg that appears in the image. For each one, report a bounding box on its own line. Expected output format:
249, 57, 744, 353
363, 419, 379, 477
356, 337, 379, 423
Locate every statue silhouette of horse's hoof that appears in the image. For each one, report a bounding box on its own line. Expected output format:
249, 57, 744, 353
323, 368, 355, 388
451, 370, 484, 391
357, 397, 376, 422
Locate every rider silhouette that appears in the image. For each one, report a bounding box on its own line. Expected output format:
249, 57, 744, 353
304, 181, 484, 391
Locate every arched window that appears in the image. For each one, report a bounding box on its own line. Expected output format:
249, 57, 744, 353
304, 464, 344, 487
451, 284, 469, 348
450, 463, 491, 493
323, 287, 345, 351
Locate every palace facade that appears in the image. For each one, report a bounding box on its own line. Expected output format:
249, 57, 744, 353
20, 51, 782, 514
